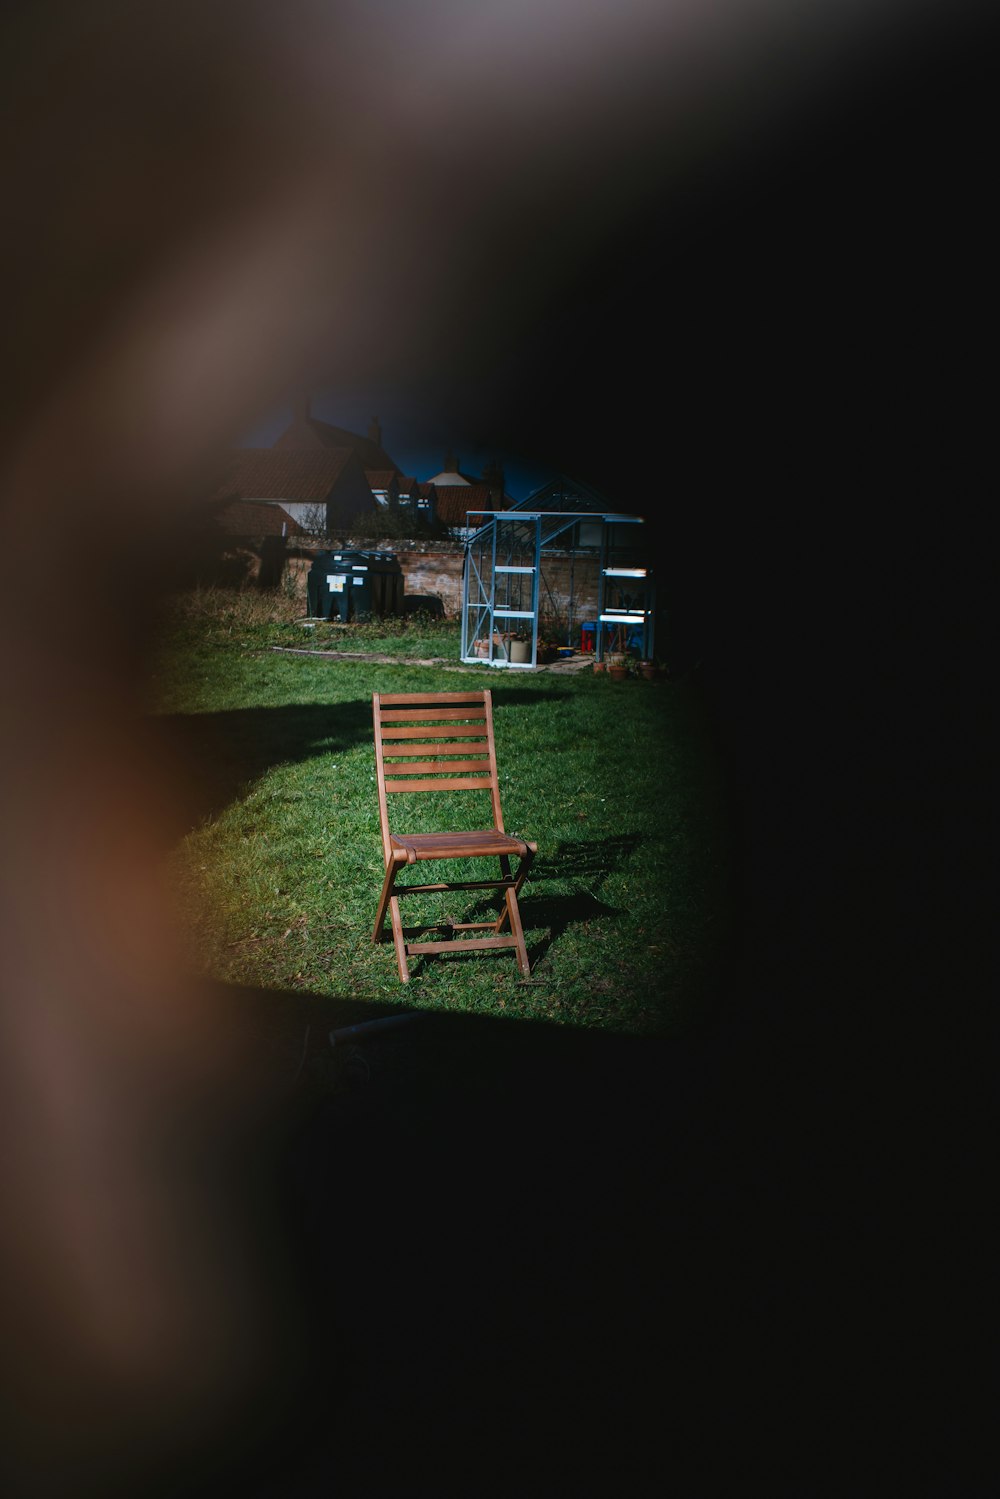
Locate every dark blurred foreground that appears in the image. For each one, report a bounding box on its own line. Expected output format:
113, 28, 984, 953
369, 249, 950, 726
0, 2, 989, 1493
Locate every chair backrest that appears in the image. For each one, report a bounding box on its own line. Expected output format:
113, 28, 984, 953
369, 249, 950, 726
372, 690, 506, 859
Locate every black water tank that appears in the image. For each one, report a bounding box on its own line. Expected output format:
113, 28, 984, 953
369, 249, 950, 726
306, 550, 403, 620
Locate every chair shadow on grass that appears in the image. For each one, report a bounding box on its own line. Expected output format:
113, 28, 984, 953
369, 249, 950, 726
405, 832, 642, 977
152, 700, 375, 839
522, 831, 644, 968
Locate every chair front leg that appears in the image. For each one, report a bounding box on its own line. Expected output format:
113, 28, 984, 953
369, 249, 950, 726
374, 850, 407, 944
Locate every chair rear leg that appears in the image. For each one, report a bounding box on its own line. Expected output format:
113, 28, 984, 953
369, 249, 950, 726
388, 895, 410, 982
493, 845, 536, 934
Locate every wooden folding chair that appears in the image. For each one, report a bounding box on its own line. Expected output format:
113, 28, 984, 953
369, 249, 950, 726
372, 689, 537, 981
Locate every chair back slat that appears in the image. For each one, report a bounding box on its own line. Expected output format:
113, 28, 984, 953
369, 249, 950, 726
380, 706, 488, 723
380, 723, 487, 740
383, 759, 489, 775
382, 741, 489, 758
383, 776, 494, 793
377, 692, 488, 705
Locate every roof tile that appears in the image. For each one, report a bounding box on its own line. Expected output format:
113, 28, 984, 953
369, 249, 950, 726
208, 499, 305, 536
217, 448, 355, 501
434, 483, 495, 527
275, 417, 399, 473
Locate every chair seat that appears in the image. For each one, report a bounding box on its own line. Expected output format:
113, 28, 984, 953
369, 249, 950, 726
391, 830, 528, 862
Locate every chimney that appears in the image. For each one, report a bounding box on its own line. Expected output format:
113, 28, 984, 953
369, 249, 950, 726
293, 393, 312, 424
368, 416, 382, 447
445, 449, 459, 473
483, 458, 505, 507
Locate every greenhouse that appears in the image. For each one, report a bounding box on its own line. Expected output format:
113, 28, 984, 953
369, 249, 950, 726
460, 477, 656, 668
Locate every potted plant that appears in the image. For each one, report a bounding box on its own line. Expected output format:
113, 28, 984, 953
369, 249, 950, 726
606, 652, 629, 681
509, 632, 531, 664
473, 632, 510, 661
638, 658, 659, 680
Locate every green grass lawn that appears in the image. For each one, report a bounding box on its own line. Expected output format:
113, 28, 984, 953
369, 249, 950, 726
147, 587, 733, 1037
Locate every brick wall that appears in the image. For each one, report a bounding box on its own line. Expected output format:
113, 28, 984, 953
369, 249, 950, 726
394, 546, 466, 614
286, 537, 605, 625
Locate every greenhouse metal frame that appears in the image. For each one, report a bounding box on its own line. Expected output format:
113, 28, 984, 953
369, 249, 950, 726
460, 483, 655, 669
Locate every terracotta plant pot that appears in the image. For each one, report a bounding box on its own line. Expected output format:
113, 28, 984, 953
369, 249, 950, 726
608, 666, 629, 681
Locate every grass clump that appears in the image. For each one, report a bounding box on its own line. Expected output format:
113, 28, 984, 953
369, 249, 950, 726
149, 589, 732, 1037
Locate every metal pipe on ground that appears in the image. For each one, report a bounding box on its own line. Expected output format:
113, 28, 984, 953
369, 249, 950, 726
329, 1012, 422, 1048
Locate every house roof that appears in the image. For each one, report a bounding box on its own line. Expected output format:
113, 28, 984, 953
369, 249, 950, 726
208, 499, 305, 536
275, 414, 399, 473
426, 468, 475, 487
365, 469, 398, 491
217, 447, 358, 502
427, 455, 511, 505
434, 483, 495, 527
